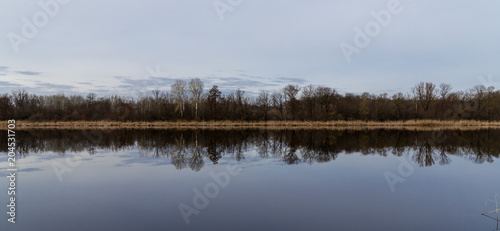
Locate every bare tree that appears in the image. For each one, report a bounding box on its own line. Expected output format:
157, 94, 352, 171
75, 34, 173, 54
189, 78, 204, 118
439, 83, 452, 99
0, 93, 13, 120
207, 85, 222, 119
151, 90, 162, 118
283, 85, 300, 101
271, 90, 285, 120
257, 91, 270, 120
171, 80, 188, 118
12, 89, 30, 119
315, 86, 336, 119
472, 85, 487, 119
283, 85, 301, 119
86, 93, 97, 104
302, 84, 316, 120
152, 90, 161, 102
235, 89, 245, 119
412, 82, 437, 115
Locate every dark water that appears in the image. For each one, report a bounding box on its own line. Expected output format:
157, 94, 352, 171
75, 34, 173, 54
1, 129, 499, 231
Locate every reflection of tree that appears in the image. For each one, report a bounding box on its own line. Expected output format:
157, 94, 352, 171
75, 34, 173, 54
302, 130, 333, 164
87, 147, 97, 155
283, 131, 300, 164
233, 141, 245, 162
257, 131, 270, 158
270, 131, 286, 158
283, 146, 300, 164
189, 134, 204, 172
465, 134, 495, 164
2, 129, 500, 171
436, 146, 451, 165
412, 137, 436, 167
468, 148, 494, 164
171, 134, 187, 170
411, 137, 457, 167
206, 135, 222, 164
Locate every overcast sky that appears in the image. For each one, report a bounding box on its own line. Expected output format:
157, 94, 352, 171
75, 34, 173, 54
1, 0, 499, 97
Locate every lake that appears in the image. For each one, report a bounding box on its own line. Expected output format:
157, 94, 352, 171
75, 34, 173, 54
1, 129, 499, 231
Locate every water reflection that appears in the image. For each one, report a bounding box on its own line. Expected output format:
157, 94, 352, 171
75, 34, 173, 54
483, 194, 500, 230
1, 129, 499, 171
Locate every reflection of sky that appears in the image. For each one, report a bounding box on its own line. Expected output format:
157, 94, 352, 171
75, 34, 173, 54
0, 148, 499, 231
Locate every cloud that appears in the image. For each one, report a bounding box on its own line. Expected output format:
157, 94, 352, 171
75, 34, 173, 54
113, 74, 284, 97
193, 75, 282, 96
219, 77, 242, 81
0, 80, 23, 88
273, 77, 307, 84
113, 76, 178, 97
19, 168, 43, 172
113, 76, 129, 80
35, 82, 75, 90
0, 66, 8, 75
16, 71, 42, 76
115, 76, 176, 88
77, 82, 93, 85
216, 77, 279, 89
0, 78, 84, 95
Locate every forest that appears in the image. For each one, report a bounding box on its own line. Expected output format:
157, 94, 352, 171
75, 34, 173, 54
1, 79, 499, 121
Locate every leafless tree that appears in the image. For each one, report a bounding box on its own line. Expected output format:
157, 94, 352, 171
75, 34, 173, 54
283, 85, 301, 119
302, 84, 316, 119
439, 83, 452, 99
412, 82, 437, 116
257, 91, 270, 120
189, 78, 204, 118
171, 80, 188, 117
271, 90, 285, 120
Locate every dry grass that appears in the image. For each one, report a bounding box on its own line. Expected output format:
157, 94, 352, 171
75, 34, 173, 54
1, 120, 500, 130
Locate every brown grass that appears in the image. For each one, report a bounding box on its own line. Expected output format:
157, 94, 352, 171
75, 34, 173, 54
1, 120, 500, 130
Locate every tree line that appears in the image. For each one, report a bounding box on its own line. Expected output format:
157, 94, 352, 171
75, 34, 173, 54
1, 79, 499, 121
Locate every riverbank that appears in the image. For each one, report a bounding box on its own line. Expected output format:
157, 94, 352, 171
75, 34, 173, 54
1, 120, 500, 130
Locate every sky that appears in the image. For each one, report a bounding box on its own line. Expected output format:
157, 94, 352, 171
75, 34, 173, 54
1, 0, 499, 97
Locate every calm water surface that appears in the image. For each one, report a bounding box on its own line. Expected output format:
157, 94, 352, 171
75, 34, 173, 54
1, 129, 499, 231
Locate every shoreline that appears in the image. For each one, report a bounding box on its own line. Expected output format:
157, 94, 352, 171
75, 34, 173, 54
1, 120, 500, 130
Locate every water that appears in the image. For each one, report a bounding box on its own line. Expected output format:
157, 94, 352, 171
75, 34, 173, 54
1, 129, 499, 231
